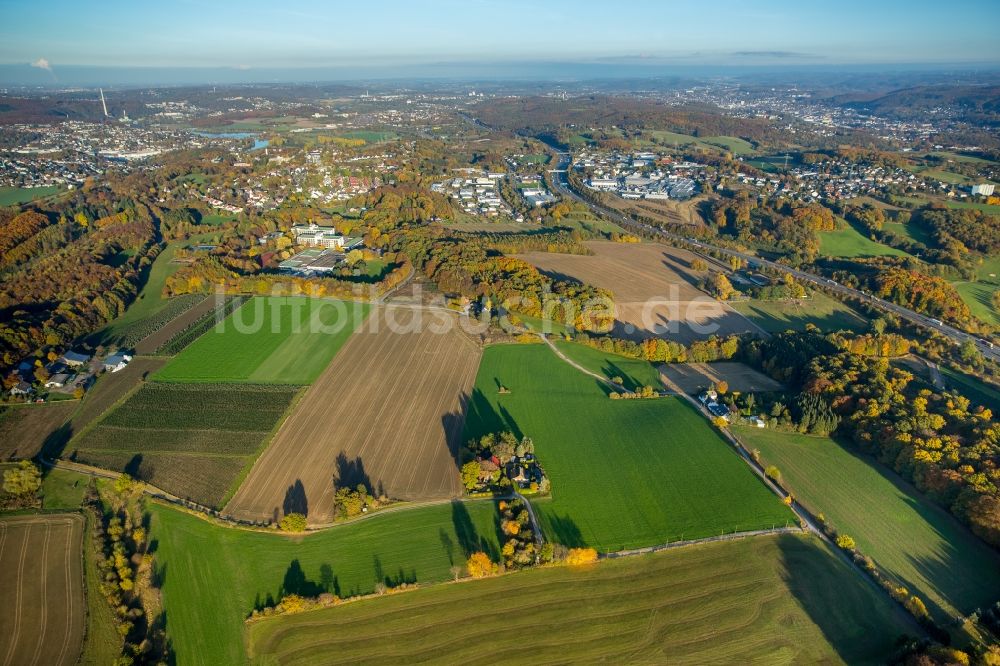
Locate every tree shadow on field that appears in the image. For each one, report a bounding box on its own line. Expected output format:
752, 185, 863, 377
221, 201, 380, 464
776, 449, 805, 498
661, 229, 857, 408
40, 422, 73, 460
373, 554, 416, 590
319, 563, 340, 597
600, 360, 649, 394
151, 561, 167, 588
536, 268, 585, 288
280, 559, 324, 598
441, 393, 470, 471
659, 253, 704, 291
148, 610, 176, 666
460, 388, 523, 444
547, 513, 587, 548
777, 534, 918, 664
451, 499, 500, 561
334, 452, 373, 494
282, 479, 308, 517
124, 453, 145, 479
439, 528, 456, 565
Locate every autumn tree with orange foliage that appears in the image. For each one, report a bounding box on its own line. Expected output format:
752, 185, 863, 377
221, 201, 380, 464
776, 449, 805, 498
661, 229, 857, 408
466, 552, 499, 578
564, 548, 599, 565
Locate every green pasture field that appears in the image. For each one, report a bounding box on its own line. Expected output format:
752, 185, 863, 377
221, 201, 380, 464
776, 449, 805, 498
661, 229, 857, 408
639, 130, 754, 156
517, 153, 550, 164
149, 500, 502, 666
746, 155, 795, 172
702, 135, 756, 155
70, 383, 300, 507
0, 185, 61, 206
736, 427, 1000, 624
819, 222, 911, 259
730, 291, 869, 334
882, 220, 934, 246
922, 169, 972, 184
945, 200, 1000, 214
464, 344, 792, 552
951, 254, 1000, 326
86, 241, 187, 346
156, 297, 370, 384
553, 340, 664, 390
550, 211, 627, 235
248, 533, 910, 666
510, 314, 576, 337
199, 212, 236, 226
927, 151, 997, 165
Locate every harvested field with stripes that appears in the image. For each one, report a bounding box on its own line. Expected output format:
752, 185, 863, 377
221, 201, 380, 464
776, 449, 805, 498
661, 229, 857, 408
226, 306, 481, 525
517, 241, 762, 343
247, 533, 911, 665
0, 514, 85, 666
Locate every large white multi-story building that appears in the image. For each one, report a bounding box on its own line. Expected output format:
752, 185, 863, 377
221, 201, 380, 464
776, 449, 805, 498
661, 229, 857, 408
291, 223, 345, 249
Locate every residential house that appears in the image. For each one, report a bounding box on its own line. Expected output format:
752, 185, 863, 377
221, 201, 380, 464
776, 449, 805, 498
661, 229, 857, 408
10, 381, 33, 397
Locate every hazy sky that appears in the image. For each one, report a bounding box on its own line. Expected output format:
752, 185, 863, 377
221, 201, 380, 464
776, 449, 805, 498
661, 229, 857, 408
2, 0, 998, 70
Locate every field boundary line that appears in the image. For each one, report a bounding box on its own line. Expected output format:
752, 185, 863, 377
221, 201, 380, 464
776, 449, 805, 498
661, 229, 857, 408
602, 526, 801, 559
39, 457, 505, 535
3, 522, 30, 666
219, 385, 310, 509
29, 522, 51, 666
55, 517, 76, 666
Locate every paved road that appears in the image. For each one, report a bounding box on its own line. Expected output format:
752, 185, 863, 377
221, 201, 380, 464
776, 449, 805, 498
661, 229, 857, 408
542, 149, 999, 364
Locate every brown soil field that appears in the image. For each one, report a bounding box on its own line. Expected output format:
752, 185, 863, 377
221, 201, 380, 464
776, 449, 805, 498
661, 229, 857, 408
133, 295, 213, 354
0, 514, 85, 666
0, 402, 75, 460
603, 194, 708, 227
225, 306, 481, 525
517, 241, 765, 344
659, 362, 785, 394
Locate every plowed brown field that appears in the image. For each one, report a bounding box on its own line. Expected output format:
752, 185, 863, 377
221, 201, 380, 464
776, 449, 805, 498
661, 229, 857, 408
225, 306, 480, 525
659, 361, 785, 394
517, 241, 764, 343
0, 514, 85, 666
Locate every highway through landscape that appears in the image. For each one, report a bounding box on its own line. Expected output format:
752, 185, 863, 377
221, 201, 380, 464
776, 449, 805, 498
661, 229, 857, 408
540, 148, 1000, 364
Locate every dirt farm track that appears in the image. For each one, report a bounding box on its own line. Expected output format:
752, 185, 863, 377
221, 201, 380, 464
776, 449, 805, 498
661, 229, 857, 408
0, 514, 85, 666
517, 241, 764, 344
226, 306, 480, 525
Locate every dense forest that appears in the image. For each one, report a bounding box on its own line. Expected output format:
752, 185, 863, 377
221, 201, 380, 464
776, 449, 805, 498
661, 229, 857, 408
746, 329, 1000, 548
